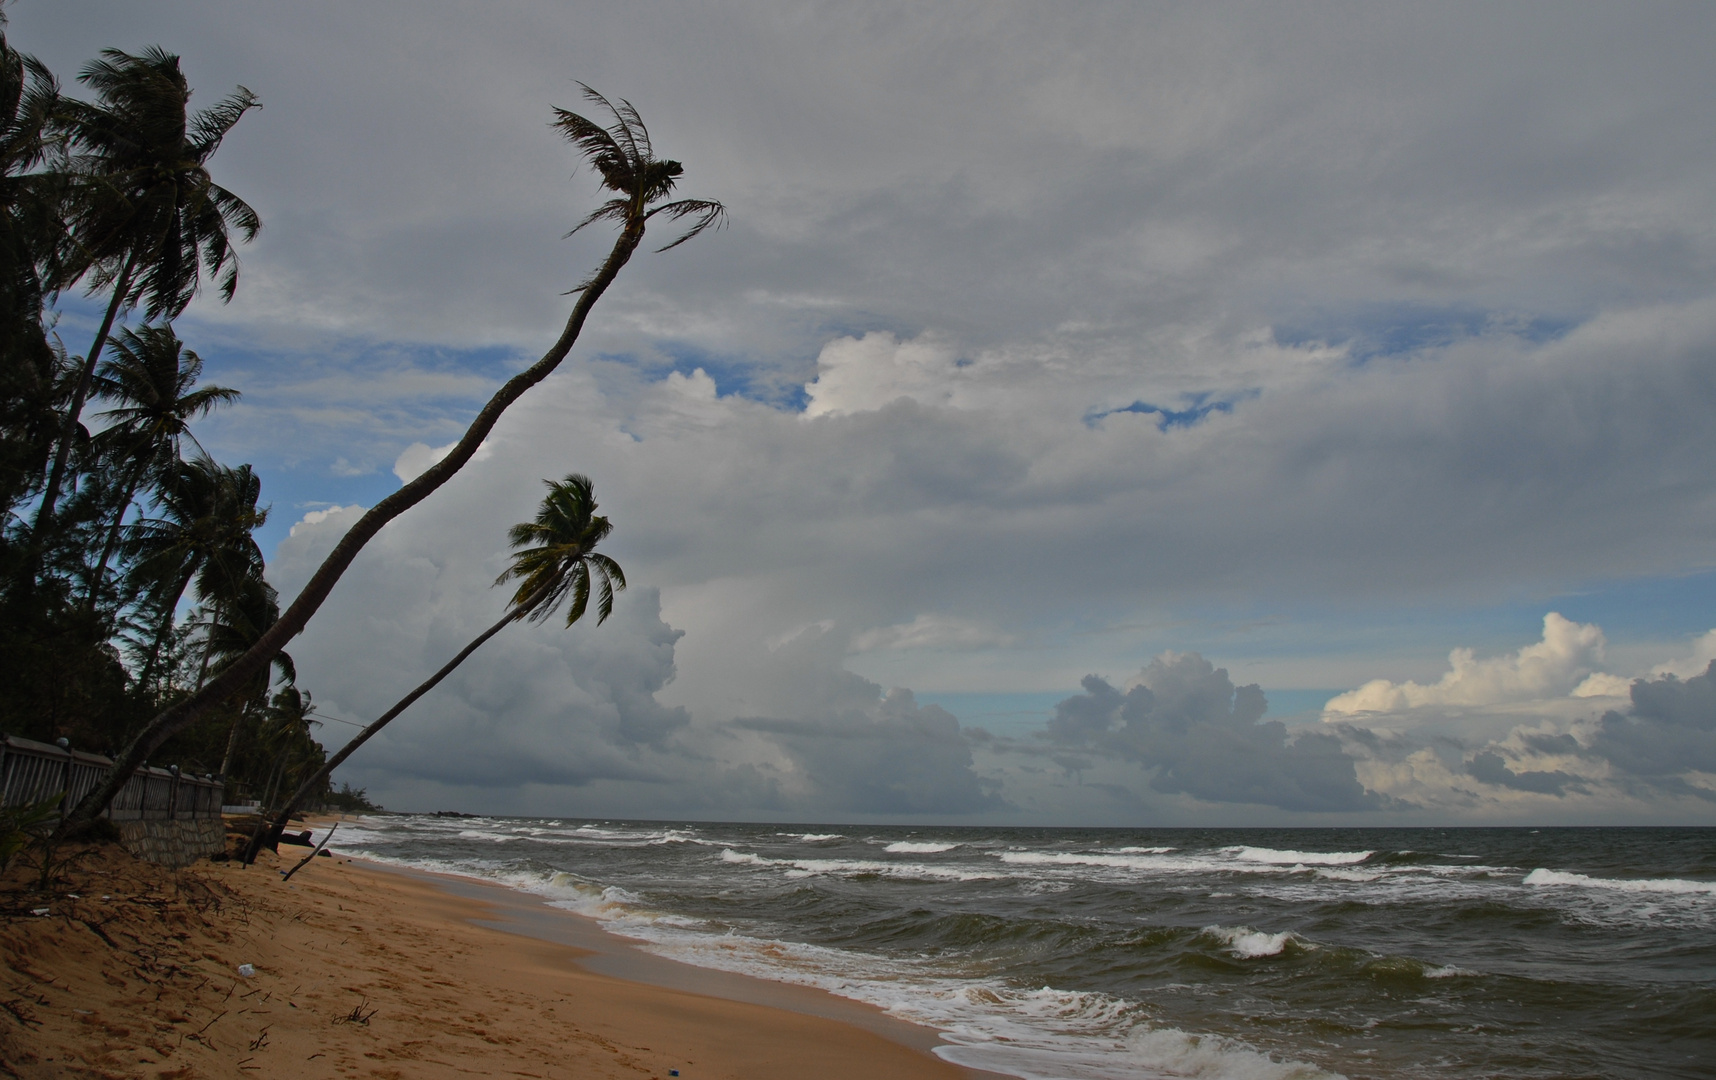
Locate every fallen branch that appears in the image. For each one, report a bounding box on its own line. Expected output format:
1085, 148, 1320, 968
280, 823, 337, 883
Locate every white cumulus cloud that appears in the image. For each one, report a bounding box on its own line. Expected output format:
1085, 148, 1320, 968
1324, 613, 1609, 714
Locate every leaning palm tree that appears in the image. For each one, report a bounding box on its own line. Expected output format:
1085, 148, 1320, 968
84, 324, 239, 611
32, 47, 259, 541
242, 474, 625, 863
64, 86, 718, 838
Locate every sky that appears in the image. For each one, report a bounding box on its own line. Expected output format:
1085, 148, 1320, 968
17, 1, 1716, 824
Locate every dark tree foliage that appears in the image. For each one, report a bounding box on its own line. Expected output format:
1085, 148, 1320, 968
0, 14, 327, 819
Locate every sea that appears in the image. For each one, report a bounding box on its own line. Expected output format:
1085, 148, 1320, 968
322, 817, 1715, 1080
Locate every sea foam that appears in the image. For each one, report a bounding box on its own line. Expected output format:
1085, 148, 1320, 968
1522, 868, 1716, 895
1203, 925, 1299, 958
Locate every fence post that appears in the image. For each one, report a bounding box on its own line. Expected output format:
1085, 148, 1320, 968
60, 741, 73, 821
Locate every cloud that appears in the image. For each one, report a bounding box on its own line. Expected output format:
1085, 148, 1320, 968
393, 439, 492, 483
30, 1, 1716, 823
1652, 629, 1716, 680
1466, 751, 1582, 797
850, 614, 1017, 653
1045, 653, 1378, 812
1325, 614, 1609, 714
1589, 662, 1716, 798
739, 687, 1003, 816
804, 333, 964, 417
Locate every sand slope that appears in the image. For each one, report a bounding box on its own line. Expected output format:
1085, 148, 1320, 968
1, 841, 972, 1080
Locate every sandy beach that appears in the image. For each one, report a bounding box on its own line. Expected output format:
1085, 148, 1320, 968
0, 830, 987, 1080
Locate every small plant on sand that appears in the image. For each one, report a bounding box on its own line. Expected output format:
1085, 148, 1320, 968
0, 794, 60, 875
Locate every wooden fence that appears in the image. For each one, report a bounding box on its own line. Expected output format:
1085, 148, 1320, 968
0, 735, 223, 821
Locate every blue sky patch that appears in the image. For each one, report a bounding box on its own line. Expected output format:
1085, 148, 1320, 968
1274, 303, 1579, 362
1086, 390, 1255, 429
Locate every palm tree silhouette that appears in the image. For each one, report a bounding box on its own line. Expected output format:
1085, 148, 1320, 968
84, 324, 238, 611
64, 85, 718, 837
33, 48, 258, 540
0, 19, 61, 514
123, 456, 266, 694
243, 474, 625, 862
199, 571, 295, 779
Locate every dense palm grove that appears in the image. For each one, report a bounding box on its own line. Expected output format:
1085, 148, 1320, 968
0, 15, 332, 809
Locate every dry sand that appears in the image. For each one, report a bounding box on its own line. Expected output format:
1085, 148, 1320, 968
0, 830, 988, 1080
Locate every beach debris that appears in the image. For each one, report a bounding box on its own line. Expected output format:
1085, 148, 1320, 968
29, 908, 48, 916
336, 997, 377, 1026
237, 964, 255, 977
281, 822, 339, 882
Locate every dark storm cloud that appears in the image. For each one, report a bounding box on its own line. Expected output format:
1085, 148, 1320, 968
1589, 661, 1716, 800
1466, 752, 1582, 797
738, 689, 1005, 817
1046, 654, 1379, 812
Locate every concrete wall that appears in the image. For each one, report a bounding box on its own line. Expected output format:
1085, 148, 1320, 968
115, 818, 226, 868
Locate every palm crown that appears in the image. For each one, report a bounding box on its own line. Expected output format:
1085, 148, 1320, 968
497, 473, 626, 627
554, 84, 723, 255
93, 323, 238, 472
57, 46, 260, 318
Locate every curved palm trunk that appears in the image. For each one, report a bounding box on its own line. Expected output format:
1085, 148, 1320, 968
31, 254, 136, 546
242, 597, 531, 863
55, 222, 646, 842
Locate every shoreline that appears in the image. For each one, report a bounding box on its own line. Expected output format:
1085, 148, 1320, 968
356, 857, 986, 1063
1, 834, 1003, 1079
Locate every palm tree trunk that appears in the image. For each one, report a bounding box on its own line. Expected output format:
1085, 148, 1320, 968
193, 599, 224, 691
61, 218, 647, 841
31, 253, 136, 546
242, 595, 537, 863
136, 565, 195, 694
218, 700, 249, 779
83, 459, 148, 616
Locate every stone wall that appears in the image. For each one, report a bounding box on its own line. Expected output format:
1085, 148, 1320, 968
114, 818, 226, 868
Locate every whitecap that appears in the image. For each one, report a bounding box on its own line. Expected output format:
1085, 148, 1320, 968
885, 841, 959, 853
1522, 868, 1716, 895
1226, 846, 1374, 866
1203, 925, 1299, 958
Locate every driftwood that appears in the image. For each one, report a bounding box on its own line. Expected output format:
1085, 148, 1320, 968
279, 823, 337, 882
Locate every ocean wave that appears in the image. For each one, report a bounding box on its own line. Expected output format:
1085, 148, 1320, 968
1225, 847, 1374, 866
1522, 868, 1716, 895
1115, 846, 1176, 854
1202, 925, 1301, 959
885, 841, 960, 853
781, 832, 844, 842
623, 923, 1338, 1080
720, 849, 997, 882
1314, 869, 1382, 882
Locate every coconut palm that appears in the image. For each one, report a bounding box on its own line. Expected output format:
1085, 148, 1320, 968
32, 47, 259, 540
0, 20, 62, 517
198, 571, 294, 778
64, 86, 718, 838
243, 474, 625, 862
122, 455, 266, 692
83, 324, 238, 611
